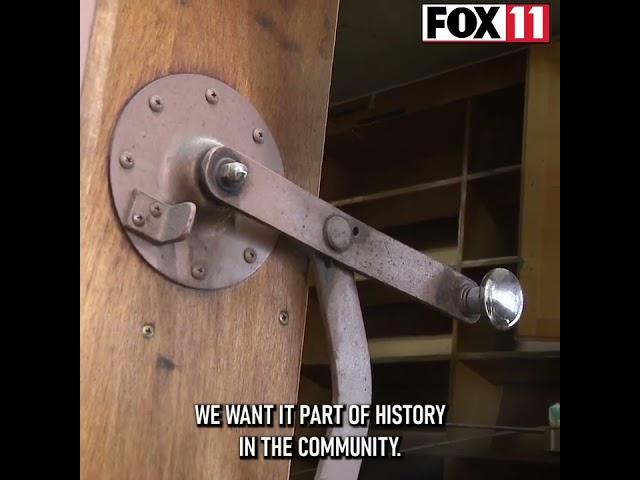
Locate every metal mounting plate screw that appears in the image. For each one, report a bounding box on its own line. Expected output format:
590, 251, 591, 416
132, 213, 146, 227
149, 95, 164, 112
252, 128, 265, 144
119, 152, 134, 169
149, 202, 162, 217
191, 264, 206, 280
244, 248, 257, 264
278, 310, 289, 325
142, 324, 155, 339
205, 88, 219, 104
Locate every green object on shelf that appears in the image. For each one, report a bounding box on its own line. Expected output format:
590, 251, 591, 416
548, 403, 560, 427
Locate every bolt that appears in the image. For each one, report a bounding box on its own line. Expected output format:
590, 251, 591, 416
119, 152, 134, 169
149, 95, 164, 112
323, 215, 353, 252
205, 88, 219, 104
244, 248, 257, 264
149, 202, 162, 217
142, 324, 155, 339
252, 128, 265, 144
191, 264, 206, 280
132, 213, 146, 227
461, 285, 481, 316
278, 310, 289, 326
217, 160, 248, 192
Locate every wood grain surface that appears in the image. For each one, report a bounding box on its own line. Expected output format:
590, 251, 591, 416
518, 42, 560, 340
80, 1, 339, 479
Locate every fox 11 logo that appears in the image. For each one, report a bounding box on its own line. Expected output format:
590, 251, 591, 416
422, 4, 550, 43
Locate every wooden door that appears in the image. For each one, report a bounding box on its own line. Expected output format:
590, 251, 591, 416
80, 1, 339, 479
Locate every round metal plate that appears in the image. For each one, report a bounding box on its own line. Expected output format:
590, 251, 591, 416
110, 74, 283, 290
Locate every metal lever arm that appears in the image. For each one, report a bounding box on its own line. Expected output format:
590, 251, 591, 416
202, 146, 478, 324
311, 255, 371, 480
202, 145, 523, 327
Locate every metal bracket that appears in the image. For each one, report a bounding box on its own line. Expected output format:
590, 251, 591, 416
124, 190, 196, 244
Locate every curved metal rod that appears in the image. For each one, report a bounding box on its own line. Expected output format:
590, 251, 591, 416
311, 255, 372, 480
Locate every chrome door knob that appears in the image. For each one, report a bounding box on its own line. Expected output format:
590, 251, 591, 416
464, 268, 524, 330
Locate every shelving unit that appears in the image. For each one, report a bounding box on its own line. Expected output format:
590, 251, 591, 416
295, 44, 560, 479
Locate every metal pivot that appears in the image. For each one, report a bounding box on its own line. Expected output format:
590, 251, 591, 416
311, 256, 372, 480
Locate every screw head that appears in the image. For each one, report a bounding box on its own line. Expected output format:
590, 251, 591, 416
278, 310, 289, 326
216, 160, 248, 192
142, 324, 155, 339
252, 128, 265, 144
119, 152, 134, 169
205, 88, 219, 104
149, 95, 164, 112
132, 213, 146, 227
191, 264, 206, 280
149, 202, 162, 217
244, 248, 257, 264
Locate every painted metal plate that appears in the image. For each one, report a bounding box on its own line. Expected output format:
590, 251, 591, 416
110, 74, 284, 290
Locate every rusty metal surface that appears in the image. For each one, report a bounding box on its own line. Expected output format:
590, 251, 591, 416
207, 150, 480, 324
311, 256, 371, 480
109, 74, 284, 290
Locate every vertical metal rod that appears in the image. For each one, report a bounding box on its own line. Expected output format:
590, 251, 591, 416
311, 255, 372, 480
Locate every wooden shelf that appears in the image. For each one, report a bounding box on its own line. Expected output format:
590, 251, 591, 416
329, 165, 520, 208
362, 302, 453, 338
356, 279, 416, 307
301, 359, 451, 405
297, 44, 560, 480
339, 182, 461, 231
466, 164, 521, 182
468, 85, 525, 174
332, 176, 462, 208
304, 335, 453, 367
397, 429, 559, 465
292, 453, 445, 480
325, 51, 527, 138
458, 353, 559, 387
321, 100, 466, 201
457, 348, 559, 361
293, 430, 558, 480
461, 256, 520, 268
462, 169, 521, 261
